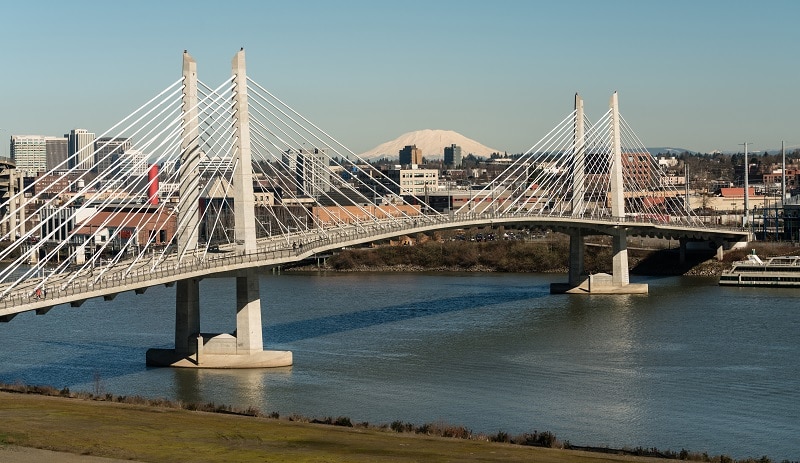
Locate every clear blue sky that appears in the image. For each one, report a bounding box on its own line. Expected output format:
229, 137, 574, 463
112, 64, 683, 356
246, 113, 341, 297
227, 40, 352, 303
1, 0, 798, 157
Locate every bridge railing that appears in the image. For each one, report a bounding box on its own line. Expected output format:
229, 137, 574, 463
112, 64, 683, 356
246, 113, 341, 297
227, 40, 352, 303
1, 214, 442, 310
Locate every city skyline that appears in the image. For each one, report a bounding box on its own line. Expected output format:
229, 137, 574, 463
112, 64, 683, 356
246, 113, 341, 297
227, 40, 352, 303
1, 1, 798, 159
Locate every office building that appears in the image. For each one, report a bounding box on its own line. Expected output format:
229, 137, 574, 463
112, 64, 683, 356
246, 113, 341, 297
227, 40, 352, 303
282, 148, 298, 173
444, 144, 462, 167
46, 137, 68, 171
399, 145, 423, 166
94, 137, 132, 174
10, 135, 48, 177
116, 149, 149, 177
384, 166, 438, 196
158, 159, 179, 180
68, 129, 96, 171
294, 148, 331, 198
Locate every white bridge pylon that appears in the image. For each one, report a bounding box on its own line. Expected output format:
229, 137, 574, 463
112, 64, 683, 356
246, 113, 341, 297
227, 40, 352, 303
146, 50, 281, 368
0, 50, 745, 367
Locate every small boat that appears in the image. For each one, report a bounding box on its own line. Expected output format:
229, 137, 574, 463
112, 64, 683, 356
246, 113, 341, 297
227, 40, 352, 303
719, 252, 800, 287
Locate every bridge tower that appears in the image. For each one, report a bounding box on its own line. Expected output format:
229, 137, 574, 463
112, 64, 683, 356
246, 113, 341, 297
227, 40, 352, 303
146, 50, 291, 368
568, 94, 586, 287
552, 92, 648, 294
608, 91, 632, 287
229, 49, 269, 359
177, 51, 201, 256
571, 93, 586, 218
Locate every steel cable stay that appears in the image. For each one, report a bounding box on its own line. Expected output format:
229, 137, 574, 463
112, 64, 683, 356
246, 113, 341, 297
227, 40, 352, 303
0, 67, 740, 310
246, 81, 437, 225
454, 110, 577, 216
246, 81, 441, 222
245, 98, 378, 231
0, 81, 184, 263
0, 82, 186, 297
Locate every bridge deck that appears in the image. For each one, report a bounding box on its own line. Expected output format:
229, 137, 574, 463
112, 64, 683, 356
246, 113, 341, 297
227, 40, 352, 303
1, 213, 747, 319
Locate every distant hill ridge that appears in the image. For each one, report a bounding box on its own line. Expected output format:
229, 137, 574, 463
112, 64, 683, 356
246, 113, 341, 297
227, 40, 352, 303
359, 129, 502, 160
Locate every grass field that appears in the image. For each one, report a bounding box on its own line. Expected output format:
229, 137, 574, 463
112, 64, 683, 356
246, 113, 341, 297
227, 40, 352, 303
0, 391, 678, 463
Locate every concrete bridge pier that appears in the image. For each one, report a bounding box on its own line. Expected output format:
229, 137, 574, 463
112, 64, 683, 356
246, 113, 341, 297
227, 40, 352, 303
715, 240, 725, 261
175, 277, 200, 356
567, 230, 585, 287
145, 50, 290, 368
611, 230, 630, 286
146, 270, 292, 368
551, 228, 648, 295
235, 269, 265, 355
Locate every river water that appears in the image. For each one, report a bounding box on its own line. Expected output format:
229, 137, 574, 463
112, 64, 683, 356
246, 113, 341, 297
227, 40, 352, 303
0, 271, 797, 460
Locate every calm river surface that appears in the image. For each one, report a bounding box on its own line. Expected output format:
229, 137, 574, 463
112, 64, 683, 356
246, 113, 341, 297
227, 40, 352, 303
0, 272, 797, 460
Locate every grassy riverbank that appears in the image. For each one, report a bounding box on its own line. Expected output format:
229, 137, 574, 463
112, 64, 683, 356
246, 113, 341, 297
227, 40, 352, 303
0, 387, 783, 463
0, 390, 658, 463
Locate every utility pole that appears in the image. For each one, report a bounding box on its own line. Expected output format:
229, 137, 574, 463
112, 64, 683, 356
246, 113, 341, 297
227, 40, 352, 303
684, 163, 690, 214
781, 140, 786, 203
740, 142, 751, 227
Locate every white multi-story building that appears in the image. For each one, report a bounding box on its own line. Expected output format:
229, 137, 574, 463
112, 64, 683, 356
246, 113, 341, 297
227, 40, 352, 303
657, 156, 679, 168
385, 166, 439, 196
10, 135, 48, 176
68, 129, 96, 171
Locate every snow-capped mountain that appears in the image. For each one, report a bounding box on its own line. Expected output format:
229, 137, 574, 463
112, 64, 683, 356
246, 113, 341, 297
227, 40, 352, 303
359, 129, 502, 160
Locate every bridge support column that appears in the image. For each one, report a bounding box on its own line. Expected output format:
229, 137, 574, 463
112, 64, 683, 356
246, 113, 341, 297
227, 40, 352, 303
679, 239, 687, 265
8, 170, 25, 243
550, 229, 648, 294
551, 227, 647, 295
611, 230, 630, 286
177, 51, 201, 257
231, 48, 257, 255
568, 230, 585, 287
175, 277, 200, 356
146, 271, 291, 368
235, 269, 263, 354
145, 50, 291, 369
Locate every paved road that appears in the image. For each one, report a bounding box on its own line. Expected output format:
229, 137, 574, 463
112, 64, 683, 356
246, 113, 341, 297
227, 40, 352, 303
0, 446, 142, 463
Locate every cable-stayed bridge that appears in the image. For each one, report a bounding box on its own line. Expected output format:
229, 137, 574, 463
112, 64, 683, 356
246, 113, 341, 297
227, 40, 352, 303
0, 50, 747, 368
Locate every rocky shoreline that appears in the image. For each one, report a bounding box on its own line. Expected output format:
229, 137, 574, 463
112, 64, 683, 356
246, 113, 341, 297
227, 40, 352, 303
289, 263, 568, 274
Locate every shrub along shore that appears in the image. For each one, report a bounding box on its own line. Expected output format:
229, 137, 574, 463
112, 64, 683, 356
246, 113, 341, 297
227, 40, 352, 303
288, 231, 799, 277
0, 384, 788, 463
